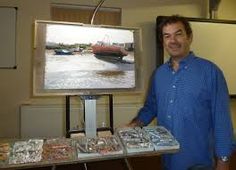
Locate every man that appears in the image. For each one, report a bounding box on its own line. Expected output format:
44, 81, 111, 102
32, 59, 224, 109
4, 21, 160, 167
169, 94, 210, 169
129, 15, 234, 170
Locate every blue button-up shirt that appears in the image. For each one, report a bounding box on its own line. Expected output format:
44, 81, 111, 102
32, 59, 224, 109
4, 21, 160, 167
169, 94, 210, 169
137, 52, 233, 170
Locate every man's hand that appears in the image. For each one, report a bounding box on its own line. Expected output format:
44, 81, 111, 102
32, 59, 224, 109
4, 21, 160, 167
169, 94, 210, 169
127, 118, 144, 127
215, 159, 230, 170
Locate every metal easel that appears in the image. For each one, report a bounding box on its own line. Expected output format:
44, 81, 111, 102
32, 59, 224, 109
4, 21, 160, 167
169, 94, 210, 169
65, 94, 114, 138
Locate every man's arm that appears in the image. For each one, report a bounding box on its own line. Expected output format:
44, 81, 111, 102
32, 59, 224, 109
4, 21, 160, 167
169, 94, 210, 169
211, 67, 233, 170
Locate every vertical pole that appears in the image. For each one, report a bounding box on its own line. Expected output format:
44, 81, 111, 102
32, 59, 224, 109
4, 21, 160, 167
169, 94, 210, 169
109, 94, 114, 134
84, 97, 97, 137
66, 96, 70, 138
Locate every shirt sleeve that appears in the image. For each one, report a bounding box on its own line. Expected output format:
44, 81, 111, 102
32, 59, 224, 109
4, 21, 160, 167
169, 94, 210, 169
211, 66, 234, 157
136, 76, 157, 125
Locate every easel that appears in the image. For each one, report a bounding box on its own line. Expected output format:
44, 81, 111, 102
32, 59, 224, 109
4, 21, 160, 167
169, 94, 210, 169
65, 94, 114, 138
63, 1, 133, 169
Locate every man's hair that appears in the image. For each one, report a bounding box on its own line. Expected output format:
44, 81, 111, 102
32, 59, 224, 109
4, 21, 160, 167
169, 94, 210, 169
158, 15, 192, 41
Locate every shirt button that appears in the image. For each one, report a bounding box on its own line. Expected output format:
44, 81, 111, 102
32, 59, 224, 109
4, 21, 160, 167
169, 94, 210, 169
184, 66, 188, 69
167, 115, 171, 119
169, 99, 174, 103
172, 85, 176, 88
172, 71, 175, 74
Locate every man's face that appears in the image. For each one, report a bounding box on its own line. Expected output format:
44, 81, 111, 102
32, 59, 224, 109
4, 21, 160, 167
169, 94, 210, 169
162, 21, 192, 59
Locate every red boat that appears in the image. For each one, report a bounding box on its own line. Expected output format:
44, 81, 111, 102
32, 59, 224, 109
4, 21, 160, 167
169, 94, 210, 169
92, 44, 128, 60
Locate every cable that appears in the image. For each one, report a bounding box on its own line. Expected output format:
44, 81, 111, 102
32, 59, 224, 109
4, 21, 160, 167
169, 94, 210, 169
90, 0, 106, 25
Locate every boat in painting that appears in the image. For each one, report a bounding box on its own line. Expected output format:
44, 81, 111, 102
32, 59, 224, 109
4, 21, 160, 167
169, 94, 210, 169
92, 43, 128, 61
54, 49, 74, 55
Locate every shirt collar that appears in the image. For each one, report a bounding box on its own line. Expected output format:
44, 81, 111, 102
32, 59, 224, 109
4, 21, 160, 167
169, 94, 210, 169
167, 52, 195, 69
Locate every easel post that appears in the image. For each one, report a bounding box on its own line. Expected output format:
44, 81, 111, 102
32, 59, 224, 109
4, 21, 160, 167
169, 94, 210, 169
65, 94, 114, 138
84, 96, 97, 137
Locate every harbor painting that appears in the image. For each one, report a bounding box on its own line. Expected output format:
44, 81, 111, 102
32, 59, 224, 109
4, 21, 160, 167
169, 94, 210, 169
44, 23, 136, 90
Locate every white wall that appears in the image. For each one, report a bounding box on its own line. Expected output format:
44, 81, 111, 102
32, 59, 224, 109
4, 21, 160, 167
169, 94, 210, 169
217, 0, 236, 131
0, 0, 235, 138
